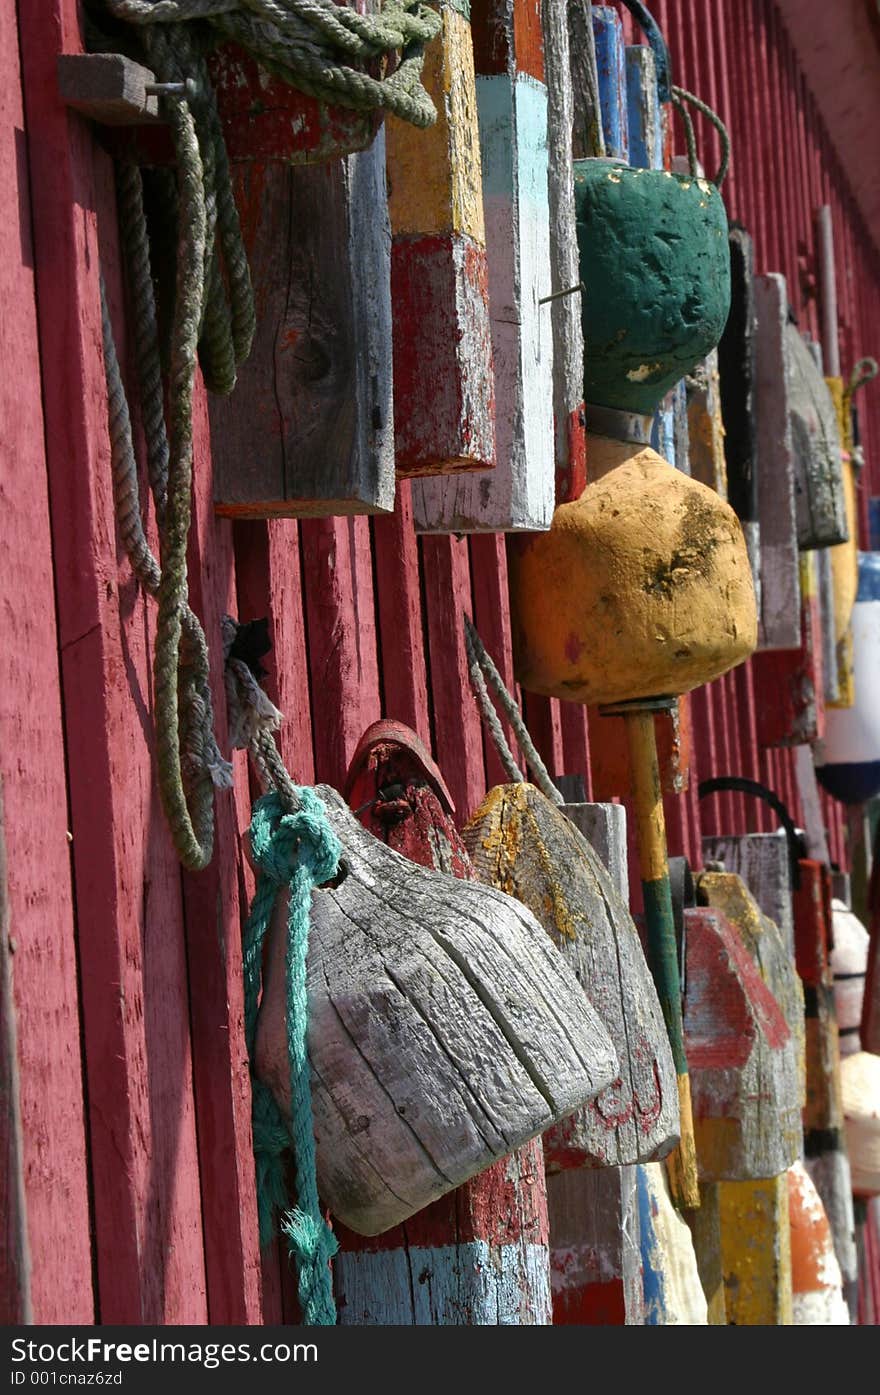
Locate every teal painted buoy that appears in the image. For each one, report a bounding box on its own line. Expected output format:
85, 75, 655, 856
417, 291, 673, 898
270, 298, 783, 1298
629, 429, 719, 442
573, 160, 731, 414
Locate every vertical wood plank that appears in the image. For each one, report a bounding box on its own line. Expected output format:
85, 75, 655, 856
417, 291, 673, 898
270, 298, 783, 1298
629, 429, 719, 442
413, 0, 555, 532
372, 483, 432, 747
0, 0, 92, 1321
421, 534, 486, 821
468, 533, 520, 790
301, 516, 382, 790
592, 7, 628, 161
20, 4, 213, 1322
755, 272, 802, 650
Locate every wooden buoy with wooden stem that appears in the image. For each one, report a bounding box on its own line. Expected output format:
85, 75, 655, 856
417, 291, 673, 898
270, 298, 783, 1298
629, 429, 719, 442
611, 698, 700, 1208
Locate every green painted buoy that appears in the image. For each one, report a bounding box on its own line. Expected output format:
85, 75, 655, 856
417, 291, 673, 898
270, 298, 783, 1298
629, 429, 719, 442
574, 159, 731, 415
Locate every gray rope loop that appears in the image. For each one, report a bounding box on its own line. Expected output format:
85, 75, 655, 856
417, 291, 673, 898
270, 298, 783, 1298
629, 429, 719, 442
670, 84, 730, 189
463, 615, 564, 807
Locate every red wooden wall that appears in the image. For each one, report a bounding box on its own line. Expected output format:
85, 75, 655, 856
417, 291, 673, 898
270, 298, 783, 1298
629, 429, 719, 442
1, 0, 878, 1322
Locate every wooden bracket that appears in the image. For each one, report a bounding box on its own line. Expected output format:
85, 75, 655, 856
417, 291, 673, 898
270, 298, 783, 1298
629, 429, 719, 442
56, 53, 162, 126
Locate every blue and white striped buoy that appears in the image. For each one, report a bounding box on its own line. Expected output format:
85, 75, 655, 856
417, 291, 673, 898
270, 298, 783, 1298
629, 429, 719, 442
816, 553, 880, 803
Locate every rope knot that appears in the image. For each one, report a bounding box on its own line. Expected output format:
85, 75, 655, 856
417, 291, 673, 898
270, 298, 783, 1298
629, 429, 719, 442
249, 788, 341, 890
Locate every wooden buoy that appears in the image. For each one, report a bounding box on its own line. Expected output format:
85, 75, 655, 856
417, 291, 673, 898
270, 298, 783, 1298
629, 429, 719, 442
682, 906, 801, 1181
252, 786, 618, 1234
461, 782, 679, 1169
509, 439, 757, 707
334, 724, 552, 1324
815, 553, 880, 803
788, 1160, 850, 1325
385, 3, 496, 479
701, 829, 795, 956
786, 321, 847, 549
637, 1163, 709, 1325
412, 0, 555, 532
546, 800, 644, 1326
753, 552, 825, 747
209, 134, 396, 518
684, 1182, 727, 1324
697, 869, 805, 1103
840, 1053, 880, 1197
831, 899, 870, 1058
754, 273, 801, 651
718, 1174, 793, 1325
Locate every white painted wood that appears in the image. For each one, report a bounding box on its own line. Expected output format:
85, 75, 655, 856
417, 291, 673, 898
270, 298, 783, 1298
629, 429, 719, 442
254, 787, 617, 1235
562, 799, 628, 902
463, 784, 679, 1168
755, 273, 801, 650
413, 72, 555, 532
638, 1163, 709, 1325
831, 899, 869, 1056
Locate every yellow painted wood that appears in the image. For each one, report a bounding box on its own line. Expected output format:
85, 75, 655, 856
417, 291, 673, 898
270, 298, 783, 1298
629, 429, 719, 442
686, 351, 728, 498
665, 1073, 701, 1211
385, 5, 485, 242
685, 1183, 728, 1324
826, 377, 858, 708
719, 1175, 793, 1325
626, 710, 668, 884
509, 442, 757, 705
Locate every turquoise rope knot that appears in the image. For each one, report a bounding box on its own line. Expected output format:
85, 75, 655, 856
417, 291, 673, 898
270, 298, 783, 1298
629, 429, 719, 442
242, 786, 341, 1325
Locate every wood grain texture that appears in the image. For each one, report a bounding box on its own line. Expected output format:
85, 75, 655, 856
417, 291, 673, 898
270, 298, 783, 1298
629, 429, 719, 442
753, 553, 825, 747
625, 45, 663, 171
686, 348, 728, 497
254, 787, 617, 1234
1, 3, 92, 1320
468, 534, 521, 790
786, 323, 847, 549
701, 831, 795, 957
638, 1162, 708, 1324
754, 273, 801, 650
684, 1182, 727, 1324
591, 7, 628, 161
548, 1165, 643, 1324
463, 784, 679, 1168
541, 0, 586, 504
211, 135, 395, 516
388, 5, 496, 477
56, 53, 160, 126
301, 515, 382, 790
0, 788, 32, 1323
336, 734, 551, 1324
372, 483, 432, 747
413, 3, 555, 532
682, 906, 801, 1182
20, 4, 210, 1322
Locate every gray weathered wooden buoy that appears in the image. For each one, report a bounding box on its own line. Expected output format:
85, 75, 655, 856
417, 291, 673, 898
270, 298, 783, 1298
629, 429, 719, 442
462, 782, 680, 1168
253, 787, 619, 1234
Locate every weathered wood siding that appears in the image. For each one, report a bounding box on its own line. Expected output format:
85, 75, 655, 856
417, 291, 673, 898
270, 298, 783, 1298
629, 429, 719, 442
5, 0, 879, 1320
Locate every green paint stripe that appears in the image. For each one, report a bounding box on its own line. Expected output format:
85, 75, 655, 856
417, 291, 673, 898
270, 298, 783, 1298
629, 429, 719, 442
642, 876, 688, 1074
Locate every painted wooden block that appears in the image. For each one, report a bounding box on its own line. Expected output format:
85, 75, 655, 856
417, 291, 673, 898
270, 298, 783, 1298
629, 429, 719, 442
815, 553, 880, 803
638, 1163, 708, 1325
208, 39, 380, 167
786, 324, 847, 549
788, 1160, 850, 1324
209, 132, 395, 517
701, 830, 795, 957
335, 724, 551, 1324
823, 375, 858, 697
253, 785, 618, 1234
719, 227, 760, 600
718, 1175, 793, 1325
56, 52, 161, 125
817, 546, 841, 704
682, 907, 801, 1181
387, 3, 495, 478
592, 7, 628, 162
753, 551, 825, 747
541, 0, 586, 504
696, 868, 805, 1101
548, 1165, 643, 1325
462, 783, 679, 1168
544, 800, 643, 1324
413, 0, 555, 532
754, 274, 801, 650
687, 349, 728, 498
625, 46, 663, 172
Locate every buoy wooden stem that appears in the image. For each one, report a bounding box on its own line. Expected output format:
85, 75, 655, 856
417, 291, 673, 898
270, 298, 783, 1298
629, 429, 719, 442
605, 698, 700, 1209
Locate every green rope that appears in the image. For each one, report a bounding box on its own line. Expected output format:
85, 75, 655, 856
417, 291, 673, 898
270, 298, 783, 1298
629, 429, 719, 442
243, 788, 342, 1325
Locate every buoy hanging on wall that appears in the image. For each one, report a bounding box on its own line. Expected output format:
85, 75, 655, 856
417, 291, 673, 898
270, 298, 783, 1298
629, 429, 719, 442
840, 1052, 880, 1197
815, 554, 880, 803
788, 1161, 850, 1325
831, 899, 870, 1058
786, 323, 848, 549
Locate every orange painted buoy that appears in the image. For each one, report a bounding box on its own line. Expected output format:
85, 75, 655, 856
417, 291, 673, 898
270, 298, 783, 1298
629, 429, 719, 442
787, 1161, 849, 1325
